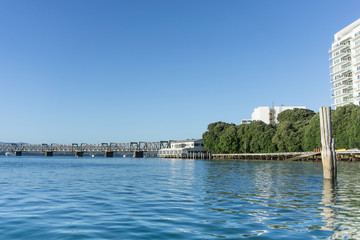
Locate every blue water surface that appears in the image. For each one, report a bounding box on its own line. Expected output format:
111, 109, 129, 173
0, 156, 359, 239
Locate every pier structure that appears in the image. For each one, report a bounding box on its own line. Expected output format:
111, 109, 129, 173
212, 150, 360, 161
0, 141, 170, 158
159, 152, 212, 160
212, 152, 320, 161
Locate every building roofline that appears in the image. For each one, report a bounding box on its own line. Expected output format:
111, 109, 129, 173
171, 139, 202, 143
334, 18, 360, 40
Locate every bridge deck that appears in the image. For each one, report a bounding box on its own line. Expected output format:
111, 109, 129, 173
0, 141, 171, 153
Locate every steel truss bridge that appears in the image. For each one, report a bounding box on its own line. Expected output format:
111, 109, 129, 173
0, 141, 171, 157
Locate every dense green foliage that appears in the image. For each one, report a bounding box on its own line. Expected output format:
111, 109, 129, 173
302, 113, 320, 151
272, 109, 315, 152
203, 105, 360, 153
332, 104, 360, 149
277, 108, 315, 123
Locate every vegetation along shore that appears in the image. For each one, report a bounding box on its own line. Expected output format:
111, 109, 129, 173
203, 104, 360, 154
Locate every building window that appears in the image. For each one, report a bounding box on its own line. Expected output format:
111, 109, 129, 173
341, 64, 351, 70
344, 96, 353, 102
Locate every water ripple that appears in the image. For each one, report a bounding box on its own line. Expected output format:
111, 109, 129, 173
0, 157, 359, 239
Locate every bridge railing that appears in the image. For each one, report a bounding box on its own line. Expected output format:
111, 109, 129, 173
0, 143, 17, 151
110, 143, 131, 152
0, 141, 171, 153
50, 144, 73, 152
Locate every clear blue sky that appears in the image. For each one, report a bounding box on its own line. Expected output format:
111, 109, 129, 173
1, 0, 359, 143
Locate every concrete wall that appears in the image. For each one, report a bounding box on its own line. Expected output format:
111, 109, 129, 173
251, 107, 271, 124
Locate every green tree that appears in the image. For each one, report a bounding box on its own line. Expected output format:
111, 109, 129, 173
237, 124, 250, 153
236, 121, 276, 153
272, 122, 300, 152
277, 108, 315, 123
302, 113, 321, 151
202, 106, 360, 154
248, 121, 276, 153
272, 109, 315, 152
348, 106, 360, 148
203, 121, 235, 153
202, 130, 218, 153
218, 126, 239, 153
332, 104, 360, 149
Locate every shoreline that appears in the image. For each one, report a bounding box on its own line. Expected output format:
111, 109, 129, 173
212, 150, 360, 161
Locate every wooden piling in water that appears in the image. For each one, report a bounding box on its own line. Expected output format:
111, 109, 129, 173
319, 107, 337, 180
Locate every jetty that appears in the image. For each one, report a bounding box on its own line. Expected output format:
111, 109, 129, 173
212, 149, 360, 161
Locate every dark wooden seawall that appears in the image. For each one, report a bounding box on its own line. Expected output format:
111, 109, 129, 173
212, 150, 360, 161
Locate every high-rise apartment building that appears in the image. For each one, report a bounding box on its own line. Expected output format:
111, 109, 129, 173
330, 18, 360, 108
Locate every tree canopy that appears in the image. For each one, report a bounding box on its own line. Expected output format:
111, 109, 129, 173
203, 105, 360, 153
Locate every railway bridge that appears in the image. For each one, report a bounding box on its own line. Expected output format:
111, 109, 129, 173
0, 141, 171, 158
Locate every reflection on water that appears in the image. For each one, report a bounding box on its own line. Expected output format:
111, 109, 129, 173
0, 157, 359, 239
321, 180, 338, 232
201, 160, 360, 239
324, 163, 360, 240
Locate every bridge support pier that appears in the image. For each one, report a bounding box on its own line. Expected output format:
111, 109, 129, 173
75, 151, 84, 157
133, 151, 144, 158
104, 151, 114, 158
14, 151, 22, 156
45, 151, 53, 157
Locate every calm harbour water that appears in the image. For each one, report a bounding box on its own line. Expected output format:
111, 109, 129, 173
0, 156, 359, 239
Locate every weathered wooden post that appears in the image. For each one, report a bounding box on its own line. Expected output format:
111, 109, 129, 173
319, 107, 337, 180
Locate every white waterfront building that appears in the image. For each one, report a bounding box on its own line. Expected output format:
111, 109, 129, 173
158, 139, 206, 157
330, 18, 360, 108
250, 106, 306, 125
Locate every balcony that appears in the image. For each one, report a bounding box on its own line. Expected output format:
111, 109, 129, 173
329, 50, 351, 60
330, 42, 350, 53
330, 73, 352, 83
331, 82, 353, 91
332, 96, 354, 106
330, 66, 352, 76
329, 57, 351, 68
331, 100, 353, 108
331, 90, 353, 98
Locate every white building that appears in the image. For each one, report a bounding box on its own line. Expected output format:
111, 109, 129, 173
329, 18, 360, 108
158, 139, 205, 157
251, 106, 306, 124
